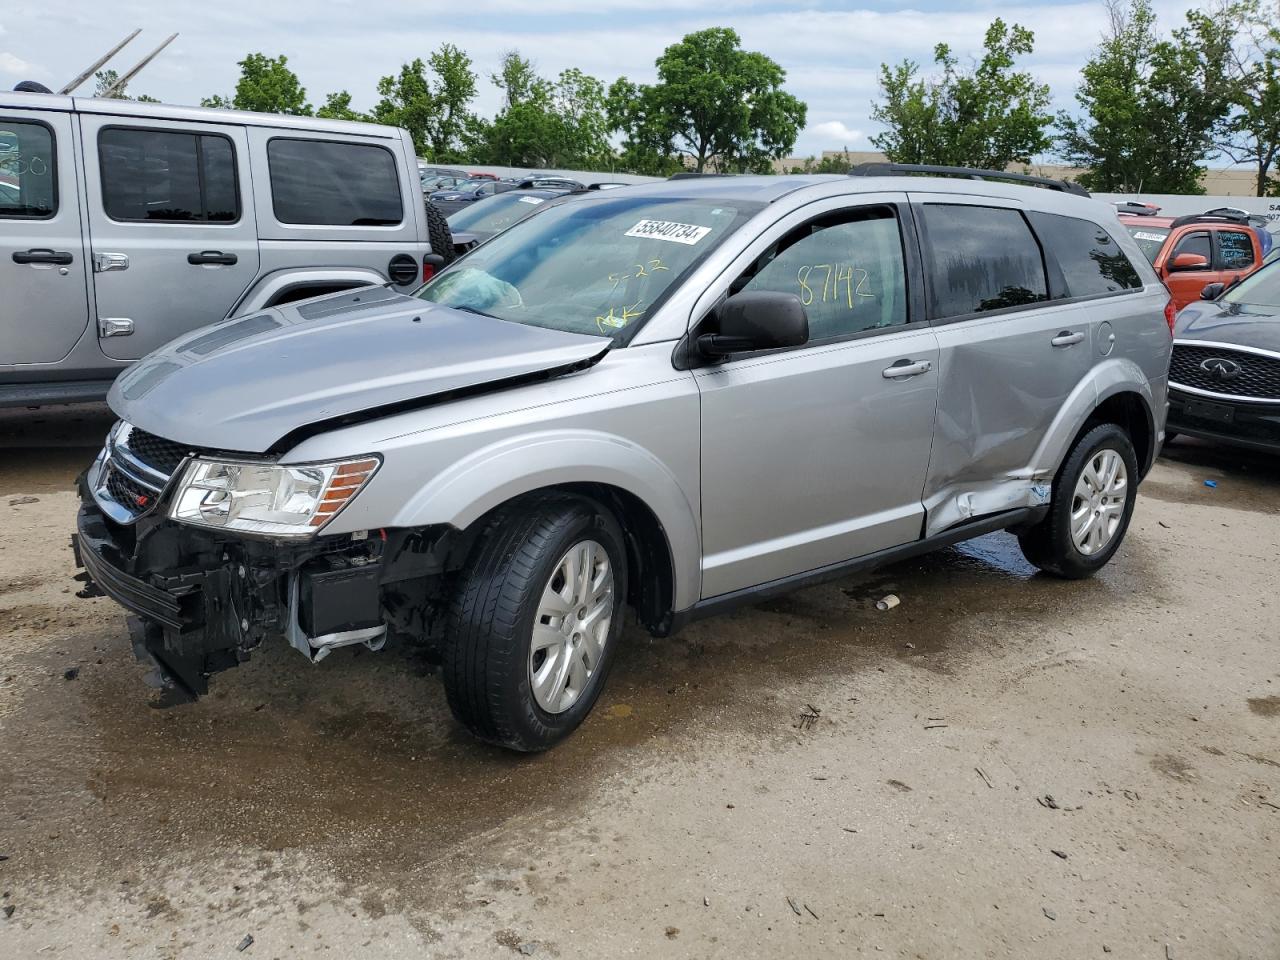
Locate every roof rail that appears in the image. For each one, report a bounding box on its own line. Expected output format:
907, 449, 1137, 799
849, 162, 1090, 197
1168, 210, 1253, 229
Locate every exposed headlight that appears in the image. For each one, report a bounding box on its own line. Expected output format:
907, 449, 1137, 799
168, 456, 380, 537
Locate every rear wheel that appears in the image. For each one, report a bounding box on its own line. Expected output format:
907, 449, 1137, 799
425, 200, 457, 267
442, 494, 627, 752
1018, 423, 1138, 579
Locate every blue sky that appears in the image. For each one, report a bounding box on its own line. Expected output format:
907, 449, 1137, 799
2, 0, 1200, 157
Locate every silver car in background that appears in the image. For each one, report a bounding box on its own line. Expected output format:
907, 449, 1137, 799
74, 169, 1172, 751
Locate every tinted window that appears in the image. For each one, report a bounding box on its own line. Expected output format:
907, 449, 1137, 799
268, 138, 402, 226
1217, 230, 1255, 270
1028, 212, 1142, 296
0, 119, 56, 218
922, 205, 1048, 318
99, 128, 239, 223
1125, 224, 1170, 263
1171, 231, 1211, 264
738, 208, 908, 339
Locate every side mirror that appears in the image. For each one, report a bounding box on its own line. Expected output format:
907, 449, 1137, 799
1200, 281, 1225, 301
697, 291, 809, 358
1167, 252, 1209, 272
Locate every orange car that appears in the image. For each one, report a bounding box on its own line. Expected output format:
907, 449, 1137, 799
1117, 206, 1265, 310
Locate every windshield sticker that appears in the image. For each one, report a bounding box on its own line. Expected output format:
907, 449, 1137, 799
624, 219, 712, 245
596, 301, 645, 333
1133, 231, 1167, 242
517, 196, 545, 205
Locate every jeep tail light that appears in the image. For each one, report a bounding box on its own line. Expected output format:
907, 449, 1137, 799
423, 260, 435, 283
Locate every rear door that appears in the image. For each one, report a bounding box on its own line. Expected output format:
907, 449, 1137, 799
1214, 227, 1258, 287
80, 114, 259, 360
0, 109, 90, 364
913, 196, 1097, 532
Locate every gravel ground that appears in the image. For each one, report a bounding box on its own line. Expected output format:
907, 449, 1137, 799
0, 404, 1277, 959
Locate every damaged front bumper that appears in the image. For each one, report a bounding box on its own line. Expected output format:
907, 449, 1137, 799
73, 492, 394, 700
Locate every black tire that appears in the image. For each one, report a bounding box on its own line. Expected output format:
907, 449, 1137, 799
442, 494, 628, 752
1018, 423, 1139, 579
424, 200, 457, 267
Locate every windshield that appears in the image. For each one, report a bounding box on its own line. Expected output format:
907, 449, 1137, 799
447, 192, 550, 235
417, 195, 760, 341
1124, 224, 1171, 263
1223, 260, 1280, 308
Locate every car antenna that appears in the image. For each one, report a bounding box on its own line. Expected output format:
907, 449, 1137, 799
57, 29, 142, 95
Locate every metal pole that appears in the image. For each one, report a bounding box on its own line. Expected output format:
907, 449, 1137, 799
58, 29, 142, 95
101, 33, 178, 99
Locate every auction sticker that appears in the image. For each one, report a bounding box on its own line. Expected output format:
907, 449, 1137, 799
518, 196, 545, 205
625, 219, 712, 245
1133, 231, 1167, 242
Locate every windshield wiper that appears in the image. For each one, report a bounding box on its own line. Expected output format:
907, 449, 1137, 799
450, 304, 500, 320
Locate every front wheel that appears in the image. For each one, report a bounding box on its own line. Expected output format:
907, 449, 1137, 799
443, 494, 627, 751
1018, 423, 1139, 579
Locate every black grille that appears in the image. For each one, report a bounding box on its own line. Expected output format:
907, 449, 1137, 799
123, 427, 188, 476
1170, 344, 1280, 400
105, 467, 157, 511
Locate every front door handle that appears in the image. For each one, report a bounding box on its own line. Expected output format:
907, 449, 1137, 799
882, 358, 933, 379
1051, 330, 1085, 347
187, 250, 238, 266
13, 248, 73, 266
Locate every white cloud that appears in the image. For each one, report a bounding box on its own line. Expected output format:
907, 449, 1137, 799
809, 121, 863, 147
0, 51, 37, 77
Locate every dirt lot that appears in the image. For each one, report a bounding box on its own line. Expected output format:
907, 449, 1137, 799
0, 404, 1277, 960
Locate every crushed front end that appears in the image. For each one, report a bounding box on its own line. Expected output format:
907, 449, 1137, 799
73, 422, 455, 701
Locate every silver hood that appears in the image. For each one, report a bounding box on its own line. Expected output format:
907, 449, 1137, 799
108, 286, 610, 454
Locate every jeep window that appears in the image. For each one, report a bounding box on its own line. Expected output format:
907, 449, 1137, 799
267, 138, 402, 226
1217, 229, 1256, 271
0, 119, 55, 219
1028, 212, 1142, 297
99, 128, 239, 223
733, 207, 907, 340
921, 205, 1048, 319
1170, 231, 1211, 265
1125, 225, 1170, 263
417, 196, 760, 341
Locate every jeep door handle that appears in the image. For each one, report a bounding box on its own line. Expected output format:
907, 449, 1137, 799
1051, 330, 1085, 347
13, 248, 73, 265
187, 250, 238, 266
882, 358, 933, 379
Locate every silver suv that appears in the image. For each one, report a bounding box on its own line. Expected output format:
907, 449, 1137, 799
74, 170, 1172, 751
1, 91, 452, 407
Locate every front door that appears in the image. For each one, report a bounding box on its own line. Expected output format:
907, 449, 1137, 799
695, 198, 939, 598
79, 114, 260, 360
1159, 229, 1215, 310
0, 110, 90, 364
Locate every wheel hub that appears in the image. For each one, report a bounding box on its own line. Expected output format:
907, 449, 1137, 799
529, 539, 615, 714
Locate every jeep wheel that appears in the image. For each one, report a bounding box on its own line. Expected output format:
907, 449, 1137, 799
425, 200, 457, 267
1018, 423, 1138, 579
443, 495, 627, 752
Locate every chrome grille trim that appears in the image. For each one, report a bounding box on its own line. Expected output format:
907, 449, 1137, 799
89, 422, 191, 525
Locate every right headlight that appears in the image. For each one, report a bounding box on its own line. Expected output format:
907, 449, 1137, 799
168, 456, 380, 537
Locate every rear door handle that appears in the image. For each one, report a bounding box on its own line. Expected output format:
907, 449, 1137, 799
13, 248, 73, 265
1051, 330, 1085, 347
882, 358, 933, 379
187, 250, 238, 266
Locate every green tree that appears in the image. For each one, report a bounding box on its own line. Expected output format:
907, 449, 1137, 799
474, 59, 612, 168
92, 69, 158, 102
202, 53, 312, 115
1219, 0, 1280, 195
315, 90, 369, 123
870, 18, 1052, 169
373, 45, 478, 161
609, 27, 807, 173
789, 151, 857, 174
1057, 0, 1235, 194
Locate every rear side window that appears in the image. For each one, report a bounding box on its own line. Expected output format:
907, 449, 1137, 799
921, 204, 1048, 319
0, 119, 56, 219
737, 207, 908, 340
267, 138, 402, 226
1217, 230, 1255, 270
1028, 212, 1142, 296
99, 128, 239, 223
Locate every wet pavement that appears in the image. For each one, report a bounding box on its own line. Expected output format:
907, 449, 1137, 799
1, 406, 1278, 958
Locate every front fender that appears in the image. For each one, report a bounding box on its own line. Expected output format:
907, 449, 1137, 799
392, 429, 702, 611
1027, 357, 1156, 476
